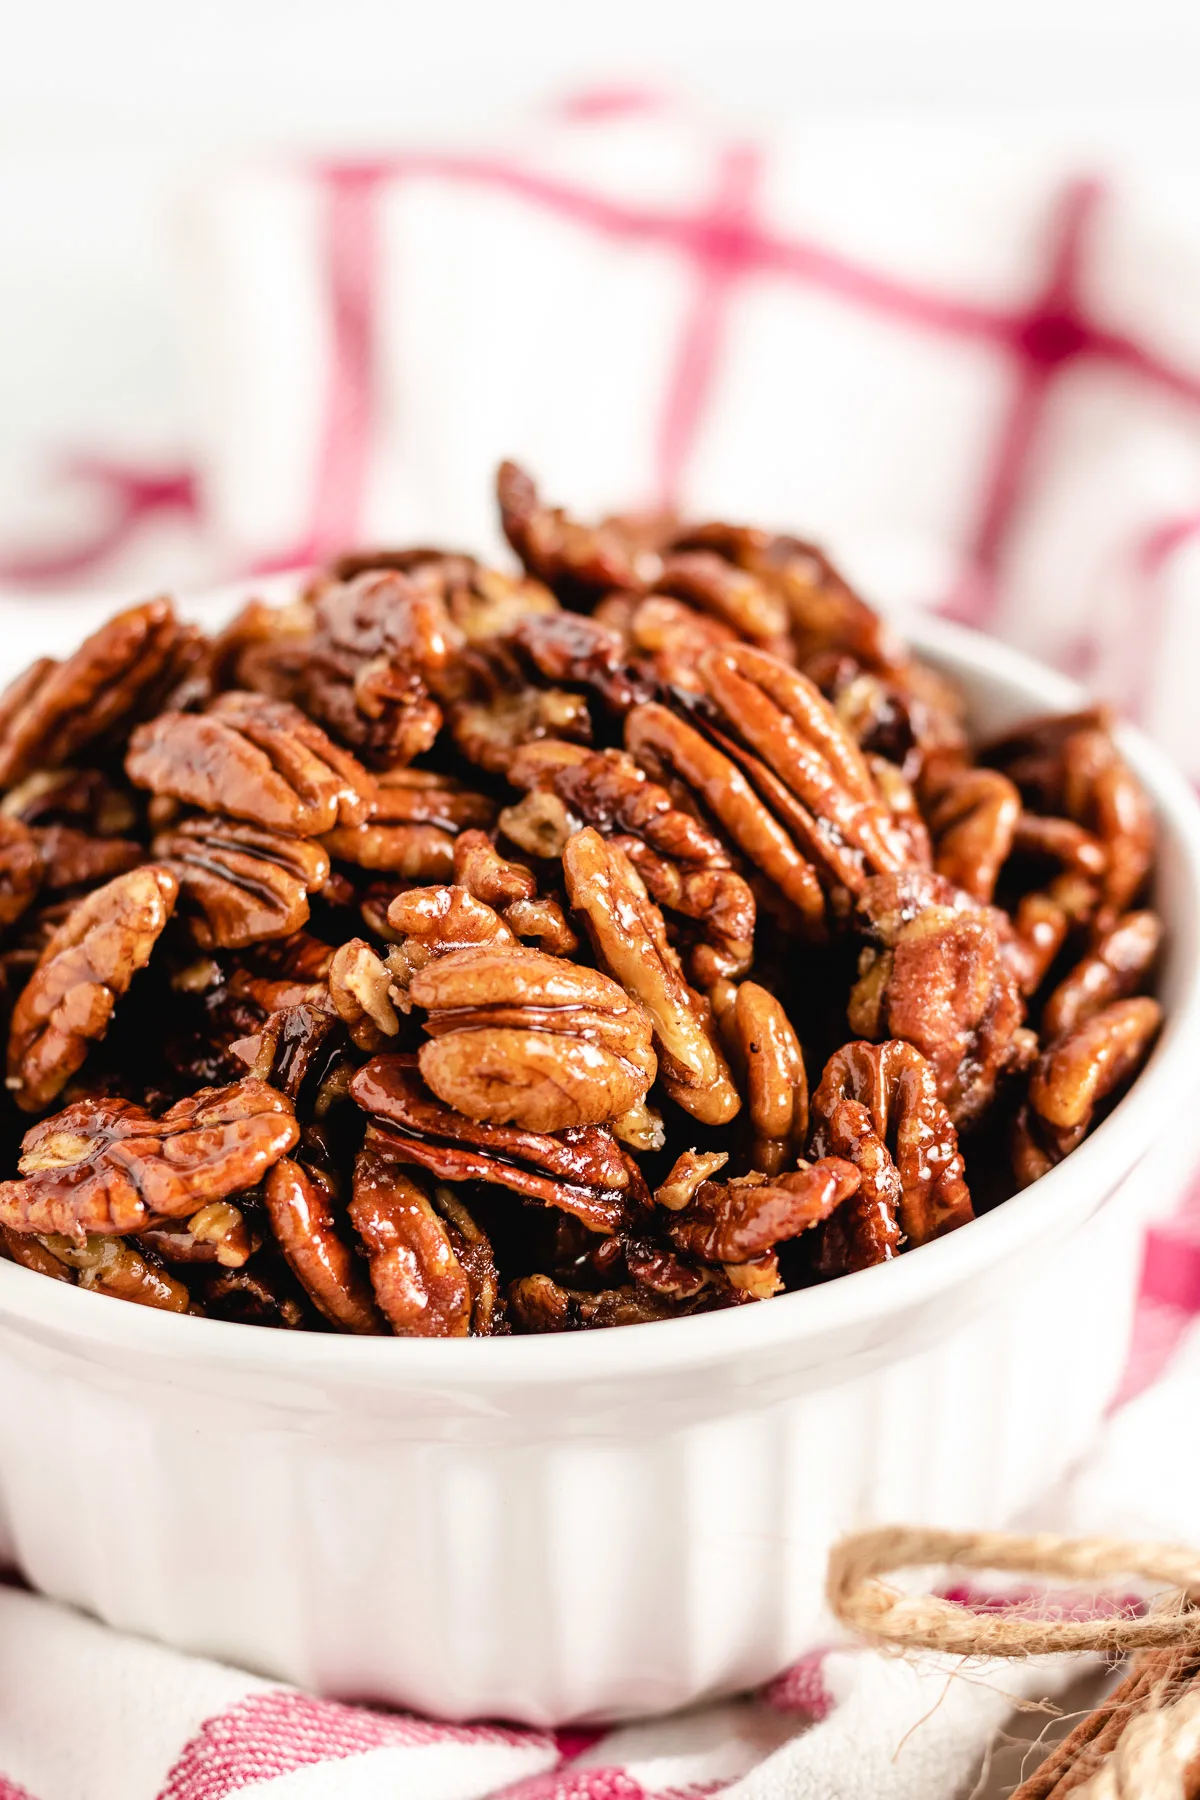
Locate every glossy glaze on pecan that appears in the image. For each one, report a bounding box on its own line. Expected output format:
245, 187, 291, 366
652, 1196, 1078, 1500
411, 943, 655, 1133
0, 1078, 298, 1237
7, 866, 178, 1111
153, 818, 329, 948
127, 691, 377, 836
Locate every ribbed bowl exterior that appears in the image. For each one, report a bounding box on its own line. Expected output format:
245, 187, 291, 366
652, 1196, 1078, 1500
0, 1182, 1145, 1725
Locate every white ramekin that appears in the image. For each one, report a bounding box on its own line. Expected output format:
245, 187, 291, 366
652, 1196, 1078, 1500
0, 602, 1196, 1727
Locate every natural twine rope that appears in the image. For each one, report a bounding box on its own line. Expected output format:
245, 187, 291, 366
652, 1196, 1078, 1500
826, 1526, 1200, 1657
826, 1526, 1200, 1798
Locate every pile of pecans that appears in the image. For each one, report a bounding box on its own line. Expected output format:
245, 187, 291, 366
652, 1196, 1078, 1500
0, 465, 1163, 1334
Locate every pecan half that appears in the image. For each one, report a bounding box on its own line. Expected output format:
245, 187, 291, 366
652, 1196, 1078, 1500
717, 980, 809, 1174
0, 1077, 298, 1237
1042, 910, 1161, 1042
562, 828, 740, 1126
667, 1159, 861, 1264
921, 762, 1021, 903
127, 691, 376, 836
348, 1148, 494, 1336
298, 569, 462, 766
264, 1156, 383, 1332
0, 598, 184, 786
849, 872, 1035, 1126
29, 826, 142, 896
513, 612, 653, 716
40, 1233, 192, 1311
985, 709, 1155, 922
411, 944, 656, 1132
322, 767, 493, 877
350, 1056, 639, 1233
506, 740, 755, 985
0, 817, 43, 929
153, 818, 329, 948
625, 702, 827, 930
809, 1040, 973, 1273
498, 460, 653, 599
1015, 995, 1162, 1183
7, 866, 178, 1112
695, 644, 914, 893
449, 684, 592, 776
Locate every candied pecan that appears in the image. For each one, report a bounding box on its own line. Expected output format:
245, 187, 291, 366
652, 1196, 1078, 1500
349, 1148, 496, 1335
717, 981, 809, 1175
141, 1199, 257, 1268
264, 1157, 382, 1333
656, 550, 791, 651
696, 644, 914, 890
1009, 891, 1071, 991
153, 818, 329, 948
667, 1159, 860, 1264
201, 1262, 309, 1328
202, 596, 315, 700
1030, 995, 1162, 1136
986, 708, 1155, 921
327, 938, 401, 1051
0, 1077, 298, 1237
849, 872, 1035, 1126
0, 598, 185, 786
7, 866, 178, 1112
229, 997, 344, 1102
297, 568, 462, 766
383, 885, 516, 1002
322, 766, 493, 876
127, 691, 376, 836
1042, 910, 1161, 1042
921, 763, 1020, 903
351, 1057, 639, 1233
411, 944, 655, 1133
654, 1147, 730, 1211
29, 825, 142, 895
562, 829, 740, 1126
866, 755, 932, 871
0, 1224, 75, 1281
603, 593, 739, 695
808, 1040, 973, 1272
452, 830, 535, 907
449, 684, 592, 776
332, 548, 560, 646
507, 1272, 691, 1331
42, 1232, 192, 1311
1, 765, 138, 838
625, 702, 827, 931
670, 522, 906, 672
513, 612, 653, 716
506, 740, 755, 985
805, 651, 969, 780
0, 817, 43, 929
497, 460, 654, 599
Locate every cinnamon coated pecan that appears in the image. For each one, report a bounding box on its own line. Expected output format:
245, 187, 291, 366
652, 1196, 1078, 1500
127, 691, 376, 835
808, 1039, 973, 1273
411, 944, 656, 1132
1042, 910, 1161, 1042
7, 866, 178, 1111
562, 829, 740, 1126
0, 1078, 298, 1237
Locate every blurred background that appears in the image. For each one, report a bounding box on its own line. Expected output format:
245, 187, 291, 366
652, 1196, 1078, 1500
5, 0, 1200, 771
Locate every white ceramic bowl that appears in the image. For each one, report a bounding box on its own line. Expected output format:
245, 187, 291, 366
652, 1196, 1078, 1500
0, 600, 1196, 1727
